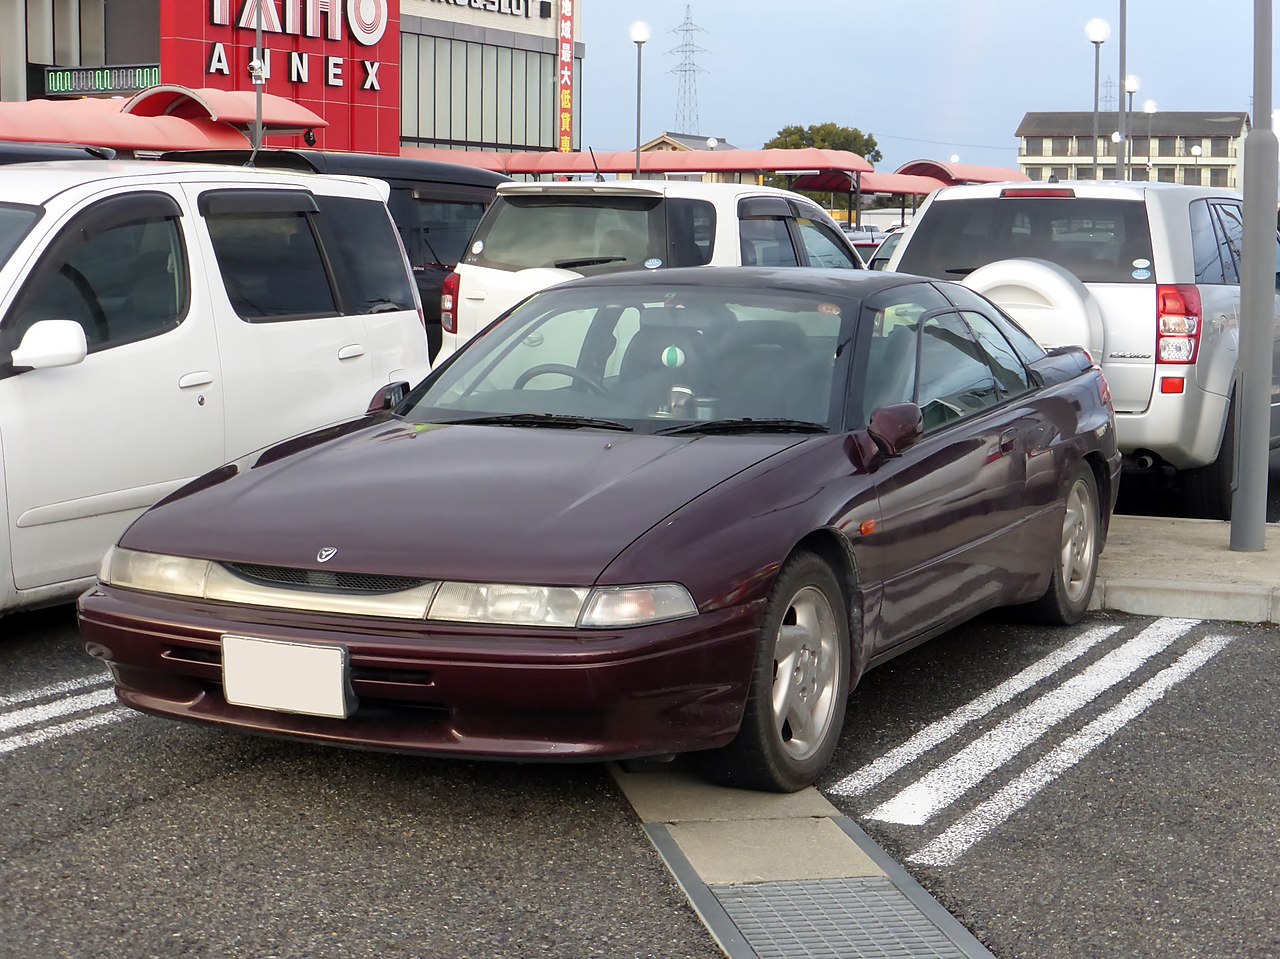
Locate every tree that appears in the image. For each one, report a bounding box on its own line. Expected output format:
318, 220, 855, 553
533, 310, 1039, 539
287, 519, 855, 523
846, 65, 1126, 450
762, 122, 882, 216
763, 122, 881, 164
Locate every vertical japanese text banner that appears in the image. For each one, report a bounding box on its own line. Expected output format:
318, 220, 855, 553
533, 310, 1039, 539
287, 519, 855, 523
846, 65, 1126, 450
557, 0, 574, 152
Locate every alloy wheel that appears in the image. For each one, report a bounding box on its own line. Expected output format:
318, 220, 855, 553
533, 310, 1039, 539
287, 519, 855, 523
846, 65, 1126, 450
771, 585, 842, 762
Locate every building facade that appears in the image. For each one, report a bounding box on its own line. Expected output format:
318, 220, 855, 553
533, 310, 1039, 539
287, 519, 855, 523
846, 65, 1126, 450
1016, 111, 1249, 188
0, 0, 583, 155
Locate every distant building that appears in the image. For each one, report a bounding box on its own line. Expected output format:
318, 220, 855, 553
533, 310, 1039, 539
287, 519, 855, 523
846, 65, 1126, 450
1016, 111, 1250, 188
638, 131, 740, 182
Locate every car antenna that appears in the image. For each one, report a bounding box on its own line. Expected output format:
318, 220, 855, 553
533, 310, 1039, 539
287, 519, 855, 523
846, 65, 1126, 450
588, 146, 605, 182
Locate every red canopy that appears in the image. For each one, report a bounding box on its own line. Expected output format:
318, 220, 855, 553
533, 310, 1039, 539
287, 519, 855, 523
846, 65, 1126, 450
895, 159, 1028, 184
791, 170, 947, 196
0, 86, 327, 153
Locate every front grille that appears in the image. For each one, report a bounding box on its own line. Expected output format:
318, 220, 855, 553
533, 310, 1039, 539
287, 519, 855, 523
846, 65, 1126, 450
222, 562, 428, 594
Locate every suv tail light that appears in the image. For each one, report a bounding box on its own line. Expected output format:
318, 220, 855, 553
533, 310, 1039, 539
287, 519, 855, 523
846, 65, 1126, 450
1156, 284, 1202, 364
440, 272, 460, 335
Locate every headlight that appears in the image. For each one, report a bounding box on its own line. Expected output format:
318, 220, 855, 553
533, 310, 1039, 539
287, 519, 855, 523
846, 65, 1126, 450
428, 582, 590, 627
100, 546, 211, 598
579, 585, 697, 628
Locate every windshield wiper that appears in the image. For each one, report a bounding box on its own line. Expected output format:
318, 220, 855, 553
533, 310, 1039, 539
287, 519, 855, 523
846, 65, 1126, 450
656, 418, 827, 436
552, 255, 627, 269
450, 412, 633, 432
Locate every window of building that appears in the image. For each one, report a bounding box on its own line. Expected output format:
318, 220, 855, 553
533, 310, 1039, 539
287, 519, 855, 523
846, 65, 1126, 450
1051, 137, 1070, 156
1210, 137, 1231, 158
1210, 167, 1229, 188
1158, 167, 1176, 183
1157, 137, 1177, 157
1025, 166, 1042, 181
1051, 166, 1069, 181
1183, 167, 1202, 186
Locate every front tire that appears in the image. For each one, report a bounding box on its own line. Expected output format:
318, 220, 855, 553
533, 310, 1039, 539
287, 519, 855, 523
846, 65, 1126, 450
697, 552, 851, 792
1023, 463, 1101, 625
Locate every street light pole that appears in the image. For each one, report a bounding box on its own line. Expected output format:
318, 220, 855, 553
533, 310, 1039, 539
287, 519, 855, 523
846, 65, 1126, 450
1085, 18, 1111, 179
629, 21, 650, 180
1115, 0, 1127, 180
1143, 99, 1157, 179
1124, 74, 1139, 180
1190, 144, 1202, 184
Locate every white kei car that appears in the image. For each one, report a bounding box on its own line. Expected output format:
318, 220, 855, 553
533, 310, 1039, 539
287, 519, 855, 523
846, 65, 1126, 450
437, 180, 864, 361
0, 161, 431, 615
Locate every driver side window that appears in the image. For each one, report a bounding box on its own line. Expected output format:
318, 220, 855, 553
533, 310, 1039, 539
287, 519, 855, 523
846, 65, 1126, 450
3, 192, 188, 356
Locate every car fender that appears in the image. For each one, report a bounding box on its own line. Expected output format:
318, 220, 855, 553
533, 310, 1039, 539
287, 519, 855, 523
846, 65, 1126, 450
963, 258, 1106, 361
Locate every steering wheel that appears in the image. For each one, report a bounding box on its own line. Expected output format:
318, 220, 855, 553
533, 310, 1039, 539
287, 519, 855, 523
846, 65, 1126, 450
57, 264, 108, 344
513, 363, 608, 395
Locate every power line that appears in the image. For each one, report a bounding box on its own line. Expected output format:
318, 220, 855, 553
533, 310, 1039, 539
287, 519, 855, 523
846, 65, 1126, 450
873, 131, 1014, 151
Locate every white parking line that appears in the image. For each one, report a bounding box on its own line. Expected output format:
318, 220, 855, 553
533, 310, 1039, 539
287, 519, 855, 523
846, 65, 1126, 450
0, 707, 131, 755
868, 617, 1199, 826
0, 673, 110, 710
909, 634, 1236, 866
0, 687, 119, 734
827, 623, 1123, 797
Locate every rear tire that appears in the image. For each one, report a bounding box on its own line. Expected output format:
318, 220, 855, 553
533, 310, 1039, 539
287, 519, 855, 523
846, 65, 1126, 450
1023, 463, 1101, 626
696, 552, 851, 793
1181, 397, 1235, 520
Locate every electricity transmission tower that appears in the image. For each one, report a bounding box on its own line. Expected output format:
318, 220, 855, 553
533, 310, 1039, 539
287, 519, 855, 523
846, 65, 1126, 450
668, 5, 707, 134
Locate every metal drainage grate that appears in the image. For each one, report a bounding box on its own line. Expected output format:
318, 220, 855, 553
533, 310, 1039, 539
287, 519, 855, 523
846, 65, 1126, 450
712, 876, 972, 959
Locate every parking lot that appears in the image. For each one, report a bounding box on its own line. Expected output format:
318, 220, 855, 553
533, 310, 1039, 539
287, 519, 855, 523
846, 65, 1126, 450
5, 603, 1276, 959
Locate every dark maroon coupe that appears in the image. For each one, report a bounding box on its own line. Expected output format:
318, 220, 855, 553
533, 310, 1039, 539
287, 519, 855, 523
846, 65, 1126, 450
79, 268, 1120, 791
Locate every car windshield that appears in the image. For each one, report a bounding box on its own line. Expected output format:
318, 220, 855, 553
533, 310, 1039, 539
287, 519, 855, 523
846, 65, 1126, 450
403, 284, 855, 434
463, 194, 715, 274
0, 203, 41, 270
897, 196, 1155, 284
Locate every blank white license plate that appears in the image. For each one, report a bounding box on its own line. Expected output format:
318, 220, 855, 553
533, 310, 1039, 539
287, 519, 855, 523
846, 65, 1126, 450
221, 635, 352, 719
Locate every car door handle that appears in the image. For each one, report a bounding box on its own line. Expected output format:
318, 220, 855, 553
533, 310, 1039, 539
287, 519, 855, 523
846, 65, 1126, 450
337, 344, 365, 361
464, 291, 487, 301
178, 371, 214, 389
999, 429, 1018, 456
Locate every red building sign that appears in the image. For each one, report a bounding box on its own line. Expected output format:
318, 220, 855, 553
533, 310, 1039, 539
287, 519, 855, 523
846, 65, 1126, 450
161, 0, 402, 154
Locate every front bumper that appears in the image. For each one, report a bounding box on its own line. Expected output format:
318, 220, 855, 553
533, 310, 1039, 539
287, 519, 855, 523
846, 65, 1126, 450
78, 585, 763, 761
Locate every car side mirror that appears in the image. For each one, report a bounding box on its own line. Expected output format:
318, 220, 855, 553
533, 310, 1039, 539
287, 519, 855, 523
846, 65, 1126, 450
10, 320, 88, 370
867, 402, 924, 456
366, 380, 410, 414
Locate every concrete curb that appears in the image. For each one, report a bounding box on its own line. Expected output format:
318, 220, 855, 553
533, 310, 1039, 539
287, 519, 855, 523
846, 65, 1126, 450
1093, 575, 1280, 623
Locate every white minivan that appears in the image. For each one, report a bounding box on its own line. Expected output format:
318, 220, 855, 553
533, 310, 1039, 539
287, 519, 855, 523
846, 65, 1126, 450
0, 161, 431, 615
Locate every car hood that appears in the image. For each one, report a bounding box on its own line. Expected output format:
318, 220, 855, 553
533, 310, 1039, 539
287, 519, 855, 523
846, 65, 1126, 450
122, 419, 808, 585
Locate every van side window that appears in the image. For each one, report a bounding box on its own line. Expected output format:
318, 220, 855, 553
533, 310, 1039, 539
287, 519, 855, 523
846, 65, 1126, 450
666, 199, 715, 267
739, 217, 799, 266
203, 195, 338, 321
311, 196, 417, 314
2, 191, 188, 355
796, 218, 861, 269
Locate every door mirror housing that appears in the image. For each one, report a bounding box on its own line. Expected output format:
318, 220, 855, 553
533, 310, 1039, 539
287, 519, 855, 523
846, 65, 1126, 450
867, 402, 924, 456
10, 320, 88, 370
366, 380, 411, 414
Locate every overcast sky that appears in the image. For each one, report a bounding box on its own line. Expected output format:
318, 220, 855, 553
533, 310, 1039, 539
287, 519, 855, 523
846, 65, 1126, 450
580, 1, 1275, 173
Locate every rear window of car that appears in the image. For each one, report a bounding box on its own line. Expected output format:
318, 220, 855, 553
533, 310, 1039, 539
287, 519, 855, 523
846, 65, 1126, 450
898, 196, 1155, 284
0, 203, 41, 270
386, 189, 489, 270
464, 194, 715, 274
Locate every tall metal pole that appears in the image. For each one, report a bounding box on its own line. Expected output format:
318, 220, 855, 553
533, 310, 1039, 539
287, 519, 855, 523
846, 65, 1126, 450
1115, 0, 1126, 180
250, 1, 263, 164
1230, 0, 1277, 549
634, 41, 643, 179
1092, 41, 1102, 176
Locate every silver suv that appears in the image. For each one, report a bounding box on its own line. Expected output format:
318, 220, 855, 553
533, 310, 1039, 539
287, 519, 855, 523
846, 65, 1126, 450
888, 181, 1280, 518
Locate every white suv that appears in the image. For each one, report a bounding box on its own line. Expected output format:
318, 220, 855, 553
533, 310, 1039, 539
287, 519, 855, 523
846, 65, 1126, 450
888, 181, 1280, 518
437, 180, 862, 360
0, 161, 431, 615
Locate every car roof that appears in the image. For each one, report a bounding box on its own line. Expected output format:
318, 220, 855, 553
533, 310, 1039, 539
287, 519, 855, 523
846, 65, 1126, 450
930, 180, 1240, 202
547, 265, 931, 298
0, 142, 117, 164
0, 159, 383, 206
160, 149, 511, 187
494, 180, 810, 202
